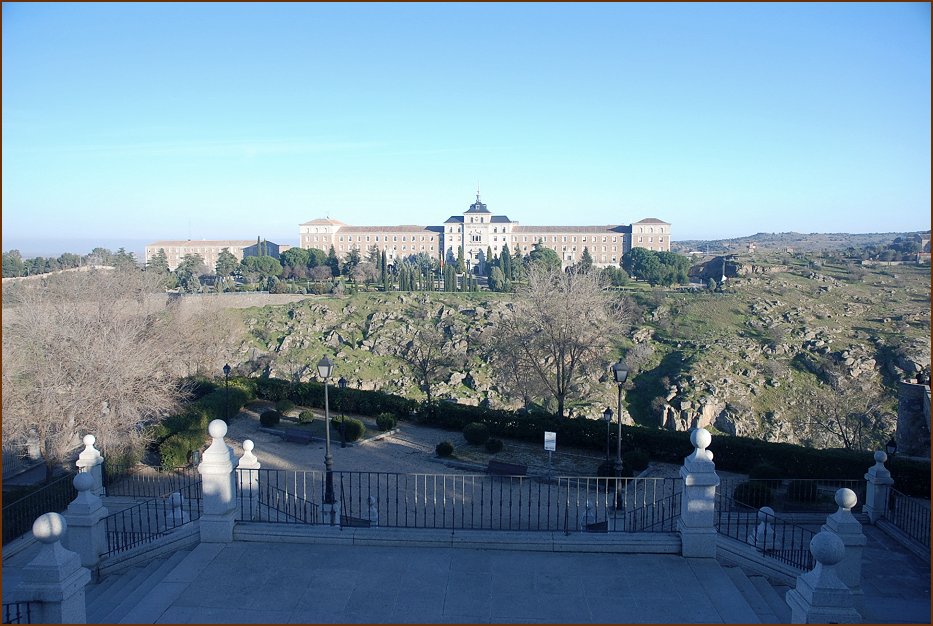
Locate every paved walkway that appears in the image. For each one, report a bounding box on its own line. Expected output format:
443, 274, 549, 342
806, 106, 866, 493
124, 540, 765, 624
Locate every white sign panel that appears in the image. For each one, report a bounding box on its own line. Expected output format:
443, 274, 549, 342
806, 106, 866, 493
544, 431, 556, 451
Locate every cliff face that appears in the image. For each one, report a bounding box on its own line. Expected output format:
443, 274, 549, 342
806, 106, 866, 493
228, 255, 930, 451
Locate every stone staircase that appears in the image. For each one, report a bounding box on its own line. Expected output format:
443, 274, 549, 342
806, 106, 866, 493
85, 549, 191, 624
723, 564, 793, 623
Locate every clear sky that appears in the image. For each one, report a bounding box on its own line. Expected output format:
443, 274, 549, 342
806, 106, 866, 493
3, 2, 930, 255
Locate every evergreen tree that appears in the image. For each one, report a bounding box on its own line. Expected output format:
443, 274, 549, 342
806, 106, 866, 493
215, 248, 239, 277
579, 247, 594, 273
501, 243, 512, 280
456, 246, 466, 273
147, 248, 170, 273
326, 245, 341, 276
380, 250, 387, 281
485, 246, 493, 276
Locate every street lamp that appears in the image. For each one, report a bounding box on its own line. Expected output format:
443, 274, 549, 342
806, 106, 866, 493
610, 358, 629, 476
222, 363, 231, 421
337, 376, 348, 448
603, 407, 613, 462
885, 436, 897, 459
317, 355, 336, 523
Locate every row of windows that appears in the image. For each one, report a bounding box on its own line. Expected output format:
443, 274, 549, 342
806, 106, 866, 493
309, 234, 437, 243
636, 237, 665, 244
338, 244, 433, 253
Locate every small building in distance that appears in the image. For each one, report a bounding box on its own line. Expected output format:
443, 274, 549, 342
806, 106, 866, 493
145, 239, 284, 271
299, 192, 671, 273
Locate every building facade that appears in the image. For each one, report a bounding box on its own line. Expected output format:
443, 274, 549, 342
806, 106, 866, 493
300, 193, 670, 273
145, 239, 285, 271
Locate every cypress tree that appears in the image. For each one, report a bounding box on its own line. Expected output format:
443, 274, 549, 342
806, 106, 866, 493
501, 243, 512, 280
456, 247, 465, 273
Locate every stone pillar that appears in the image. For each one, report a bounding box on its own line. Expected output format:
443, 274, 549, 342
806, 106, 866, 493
822, 488, 866, 604
748, 506, 779, 550
236, 439, 260, 494
75, 434, 104, 497
198, 419, 237, 542
10, 513, 91, 624
678, 428, 720, 558
62, 473, 108, 569
785, 530, 861, 623
863, 451, 894, 524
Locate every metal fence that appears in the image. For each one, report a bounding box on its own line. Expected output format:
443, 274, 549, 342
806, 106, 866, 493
102, 480, 201, 557
717, 478, 866, 514
235, 469, 682, 533
103, 462, 200, 499
1, 602, 34, 624
888, 489, 931, 549
714, 492, 816, 570
2, 472, 77, 545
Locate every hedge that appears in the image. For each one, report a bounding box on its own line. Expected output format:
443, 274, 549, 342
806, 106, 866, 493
249, 375, 930, 496
155, 376, 256, 467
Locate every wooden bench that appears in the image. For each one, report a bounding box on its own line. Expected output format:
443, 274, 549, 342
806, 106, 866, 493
283, 428, 314, 444
486, 459, 528, 477
340, 515, 372, 528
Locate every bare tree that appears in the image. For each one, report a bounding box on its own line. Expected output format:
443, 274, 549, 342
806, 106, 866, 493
400, 323, 462, 407
2, 269, 189, 479
492, 266, 633, 417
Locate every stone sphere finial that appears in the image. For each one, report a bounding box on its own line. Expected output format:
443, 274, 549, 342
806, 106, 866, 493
809, 530, 845, 566
873, 450, 887, 465
757, 506, 775, 523
243, 440, 254, 453
33, 512, 67, 544
73, 472, 94, 492
83, 434, 96, 447
835, 488, 857, 511
691, 428, 712, 451
208, 419, 227, 439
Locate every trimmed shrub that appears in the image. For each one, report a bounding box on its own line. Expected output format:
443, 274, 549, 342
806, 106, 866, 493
276, 399, 296, 414
733, 481, 774, 509
786, 479, 820, 503
298, 410, 316, 423
625, 448, 650, 473
376, 413, 397, 431
260, 410, 282, 427
337, 417, 365, 442
436, 441, 454, 457
463, 422, 490, 445
485, 438, 504, 453
749, 463, 782, 480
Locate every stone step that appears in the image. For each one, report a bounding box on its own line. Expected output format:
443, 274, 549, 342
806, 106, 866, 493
724, 566, 780, 623
749, 574, 792, 623
86, 565, 149, 623
94, 550, 191, 624
686, 558, 761, 623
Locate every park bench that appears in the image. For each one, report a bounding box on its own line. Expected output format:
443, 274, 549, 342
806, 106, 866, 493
486, 459, 528, 477
283, 428, 314, 444
340, 515, 372, 528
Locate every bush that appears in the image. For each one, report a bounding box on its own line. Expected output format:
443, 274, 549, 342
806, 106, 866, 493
463, 422, 490, 445
276, 399, 296, 414
786, 479, 820, 503
625, 448, 650, 473
298, 410, 316, 423
485, 438, 504, 453
336, 417, 365, 442
376, 413, 397, 431
260, 410, 282, 427
436, 441, 454, 457
733, 481, 774, 508
749, 463, 782, 480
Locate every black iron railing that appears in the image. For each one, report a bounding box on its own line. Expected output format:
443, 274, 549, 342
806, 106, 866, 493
235, 469, 682, 532
102, 481, 201, 557
888, 489, 931, 549
1, 602, 34, 624
714, 492, 815, 570
718, 478, 865, 514
103, 462, 200, 499
2, 472, 77, 545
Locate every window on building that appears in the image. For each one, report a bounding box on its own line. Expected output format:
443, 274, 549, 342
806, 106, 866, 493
393, 236, 397, 242
638, 237, 643, 243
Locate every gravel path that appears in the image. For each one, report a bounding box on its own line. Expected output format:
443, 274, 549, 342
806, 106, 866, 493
220, 401, 682, 478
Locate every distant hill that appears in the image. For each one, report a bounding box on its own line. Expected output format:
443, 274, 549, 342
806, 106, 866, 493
673, 231, 930, 254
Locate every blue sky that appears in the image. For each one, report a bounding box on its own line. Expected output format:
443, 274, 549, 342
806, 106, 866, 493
3, 2, 930, 255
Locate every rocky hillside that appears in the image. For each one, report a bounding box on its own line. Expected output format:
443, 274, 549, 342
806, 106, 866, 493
225, 253, 930, 451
